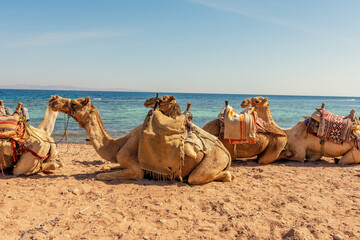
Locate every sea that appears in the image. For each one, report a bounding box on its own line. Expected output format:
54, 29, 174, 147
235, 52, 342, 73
1, 89, 359, 143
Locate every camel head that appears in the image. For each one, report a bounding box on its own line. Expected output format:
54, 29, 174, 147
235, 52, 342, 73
240, 98, 252, 108
251, 96, 269, 109
144, 95, 181, 118
48, 95, 92, 128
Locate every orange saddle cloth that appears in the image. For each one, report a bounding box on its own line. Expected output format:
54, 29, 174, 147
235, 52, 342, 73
0, 113, 23, 139
219, 105, 257, 144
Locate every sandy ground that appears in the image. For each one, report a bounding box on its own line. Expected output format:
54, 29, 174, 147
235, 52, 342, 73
1, 143, 360, 240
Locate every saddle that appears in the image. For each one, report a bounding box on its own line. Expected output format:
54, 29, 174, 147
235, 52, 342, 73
218, 104, 259, 144
138, 107, 220, 179
306, 105, 359, 145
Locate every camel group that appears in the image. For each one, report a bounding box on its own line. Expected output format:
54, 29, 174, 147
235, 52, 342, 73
1, 94, 359, 184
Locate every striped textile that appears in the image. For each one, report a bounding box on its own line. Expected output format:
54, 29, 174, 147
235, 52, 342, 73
223, 105, 257, 144
0, 113, 20, 136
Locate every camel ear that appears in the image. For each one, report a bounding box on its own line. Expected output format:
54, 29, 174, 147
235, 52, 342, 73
264, 97, 268, 102
83, 96, 91, 105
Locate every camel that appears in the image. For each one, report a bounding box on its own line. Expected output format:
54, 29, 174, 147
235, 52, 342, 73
279, 103, 360, 164
203, 96, 287, 164
48, 94, 234, 184
0, 104, 60, 175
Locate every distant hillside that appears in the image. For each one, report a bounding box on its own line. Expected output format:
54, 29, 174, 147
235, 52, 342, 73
0, 84, 136, 92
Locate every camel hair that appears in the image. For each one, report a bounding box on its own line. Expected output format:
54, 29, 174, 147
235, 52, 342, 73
48, 94, 234, 184
203, 96, 288, 164
279, 103, 360, 165
0, 103, 61, 175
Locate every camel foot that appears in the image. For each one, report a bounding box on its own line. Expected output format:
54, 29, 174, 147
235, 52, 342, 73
278, 150, 294, 160
214, 171, 235, 182
42, 159, 64, 171
101, 165, 122, 172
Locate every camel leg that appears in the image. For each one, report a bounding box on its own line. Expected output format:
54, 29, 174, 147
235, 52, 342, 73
101, 165, 122, 172
96, 139, 144, 181
13, 152, 41, 175
338, 149, 360, 165
258, 136, 286, 164
187, 146, 234, 185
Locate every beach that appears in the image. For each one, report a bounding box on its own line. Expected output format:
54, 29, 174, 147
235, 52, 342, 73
1, 143, 360, 239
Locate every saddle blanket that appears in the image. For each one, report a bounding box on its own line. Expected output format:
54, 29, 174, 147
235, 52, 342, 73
138, 109, 186, 178
317, 110, 352, 144
0, 113, 20, 131
220, 105, 257, 144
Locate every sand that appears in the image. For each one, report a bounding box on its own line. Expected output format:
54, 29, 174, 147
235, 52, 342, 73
1, 143, 360, 240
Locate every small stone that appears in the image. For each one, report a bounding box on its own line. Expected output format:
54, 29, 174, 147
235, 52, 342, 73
159, 219, 166, 223
283, 228, 295, 239
333, 233, 343, 240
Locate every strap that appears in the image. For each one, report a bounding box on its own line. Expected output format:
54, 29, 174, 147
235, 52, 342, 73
12, 140, 49, 163
18, 144, 49, 160
320, 139, 325, 157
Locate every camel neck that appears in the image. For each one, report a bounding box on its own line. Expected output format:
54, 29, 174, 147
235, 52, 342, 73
82, 111, 124, 162
257, 105, 281, 128
38, 107, 59, 136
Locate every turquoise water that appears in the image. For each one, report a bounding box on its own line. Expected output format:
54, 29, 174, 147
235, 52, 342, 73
1, 89, 359, 143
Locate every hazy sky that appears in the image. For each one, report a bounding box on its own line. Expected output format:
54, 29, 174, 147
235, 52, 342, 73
1, 0, 359, 96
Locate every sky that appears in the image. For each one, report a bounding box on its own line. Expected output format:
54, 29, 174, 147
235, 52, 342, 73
0, 0, 359, 96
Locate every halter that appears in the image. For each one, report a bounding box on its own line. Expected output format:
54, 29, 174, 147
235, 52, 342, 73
68, 99, 76, 116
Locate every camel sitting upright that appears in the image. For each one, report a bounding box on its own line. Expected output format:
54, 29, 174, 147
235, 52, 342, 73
0, 103, 60, 175
48, 94, 234, 184
280, 103, 360, 164
203, 96, 287, 164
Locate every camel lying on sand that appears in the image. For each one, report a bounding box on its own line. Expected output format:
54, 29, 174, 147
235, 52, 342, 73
280, 103, 360, 165
203, 96, 287, 164
48, 95, 234, 184
0, 103, 61, 175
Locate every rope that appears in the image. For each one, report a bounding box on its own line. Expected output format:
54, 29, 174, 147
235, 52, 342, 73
24, 113, 70, 144
18, 216, 61, 240
79, 195, 114, 216
0, 140, 5, 176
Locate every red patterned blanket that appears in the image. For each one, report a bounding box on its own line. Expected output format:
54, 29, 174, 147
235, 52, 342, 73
317, 110, 352, 144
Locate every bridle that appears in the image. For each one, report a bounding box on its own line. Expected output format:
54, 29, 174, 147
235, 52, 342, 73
67, 99, 76, 116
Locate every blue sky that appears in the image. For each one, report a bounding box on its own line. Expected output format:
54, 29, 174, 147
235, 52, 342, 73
0, 0, 359, 96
